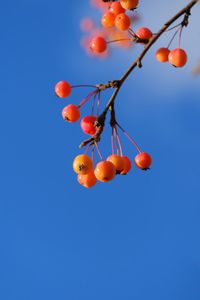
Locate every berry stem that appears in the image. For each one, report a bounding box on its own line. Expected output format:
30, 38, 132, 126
78, 89, 99, 108
116, 122, 142, 154
94, 142, 103, 161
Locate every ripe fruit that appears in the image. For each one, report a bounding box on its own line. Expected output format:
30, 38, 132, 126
107, 154, 124, 173
168, 48, 187, 67
73, 154, 93, 175
135, 152, 152, 170
55, 81, 71, 98
62, 105, 80, 122
77, 171, 97, 188
115, 13, 131, 31
94, 161, 116, 182
120, 156, 132, 175
101, 11, 116, 28
90, 36, 107, 53
155, 47, 170, 63
109, 2, 125, 15
80, 116, 97, 135
120, 0, 139, 10
136, 27, 153, 40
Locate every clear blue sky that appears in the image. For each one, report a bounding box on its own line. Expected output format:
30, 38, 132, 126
0, 1, 200, 299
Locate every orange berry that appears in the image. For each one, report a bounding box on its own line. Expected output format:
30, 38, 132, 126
73, 154, 93, 175
109, 2, 125, 15
168, 48, 187, 67
135, 152, 152, 170
136, 27, 153, 40
115, 13, 131, 31
120, 156, 132, 175
101, 11, 116, 28
107, 154, 124, 173
94, 161, 116, 182
62, 105, 80, 123
120, 0, 139, 10
90, 36, 107, 53
55, 81, 71, 98
77, 171, 97, 188
155, 47, 170, 63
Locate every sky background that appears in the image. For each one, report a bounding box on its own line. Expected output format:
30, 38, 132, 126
0, 0, 200, 299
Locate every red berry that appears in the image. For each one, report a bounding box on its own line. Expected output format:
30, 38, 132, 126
168, 48, 187, 67
120, 0, 139, 10
94, 161, 116, 182
115, 13, 131, 31
90, 36, 107, 54
155, 47, 170, 63
77, 171, 97, 188
101, 11, 116, 28
80, 116, 97, 135
106, 154, 124, 173
55, 81, 71, 98
136, 27, 153, 40
109, 2, 125, 15
120, 156, 132, 175
73, 154, 93, 175
135, 152, 152, 170
62, 105, 80, 123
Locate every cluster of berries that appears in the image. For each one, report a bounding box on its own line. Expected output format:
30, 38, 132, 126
80, 0, 141, 56
55, 80, 152, 188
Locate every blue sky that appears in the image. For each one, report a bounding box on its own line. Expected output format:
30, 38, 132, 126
0, 1, 200, 299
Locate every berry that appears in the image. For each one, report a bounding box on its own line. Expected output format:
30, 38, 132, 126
120, 0, 139, 10
73, 154, 93, 175
77, 171, 97, 188
94, 161, 116, 182
155, 47, 170, 63
120, 156, 132, 175
168, 48, 187, 67
135, 152, 152, 170
109, 2, 125, 15
90, 36, 107, 53
115, 13, 131, 31
101, 11, 116, 28
62, 105, 80, 123
80, 115, 97, 135
136, 27, 153, 40
107, 154, 124, 173
55, 81, 71, 98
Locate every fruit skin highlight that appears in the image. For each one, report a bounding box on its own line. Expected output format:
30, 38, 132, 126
73, 154, 93, 175
168, 48, 187, 67
155, 47, 170, 63
94, 161, 116, 182
62, 105, 80, 123
101, 11, 116, 28
80, 116, 97, 135
135, 152, 152, 170
55, 81, 71, 98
